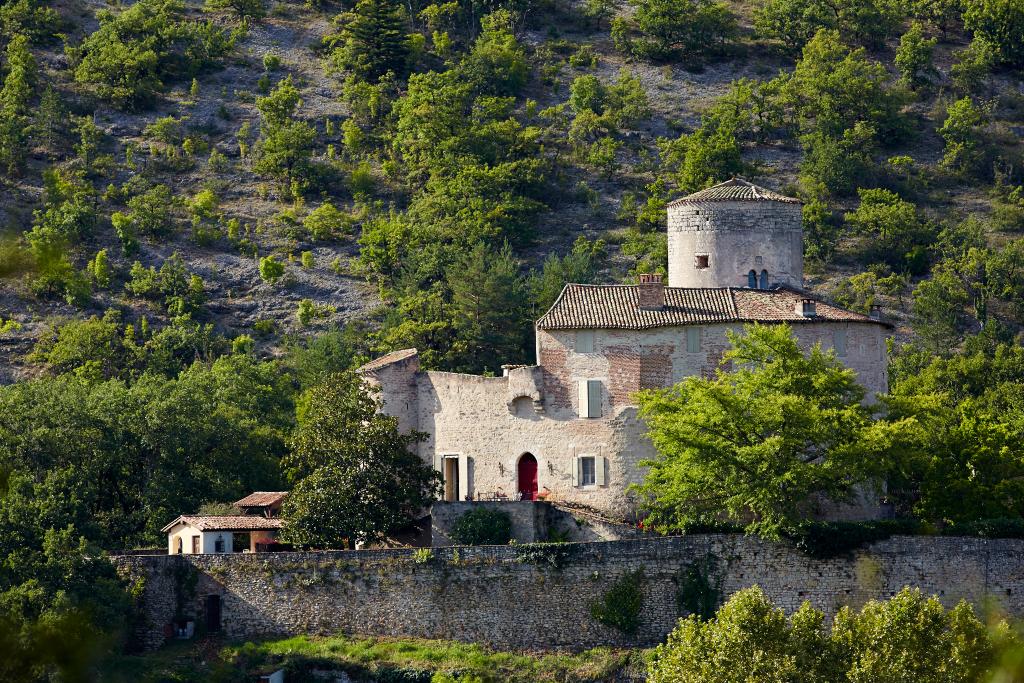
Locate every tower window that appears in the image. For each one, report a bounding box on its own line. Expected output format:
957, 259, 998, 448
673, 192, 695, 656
695, 254, 709, 269
760, 270, 769, 289
748, 270, 757, 288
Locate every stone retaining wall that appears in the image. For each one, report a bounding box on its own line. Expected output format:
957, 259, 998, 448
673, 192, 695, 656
114, 535, 1024, 652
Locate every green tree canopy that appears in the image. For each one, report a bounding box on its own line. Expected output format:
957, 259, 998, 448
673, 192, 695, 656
649, 586, 1004, 683
635, 323, 905, 538
280, 372, 440, 548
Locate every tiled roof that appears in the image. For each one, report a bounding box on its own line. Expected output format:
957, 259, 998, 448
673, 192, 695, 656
667, 178, 801, 206
161, 515, 286, 533
357, 348, 418, 373
233, 491, 288, 508
536, 284, 886, 330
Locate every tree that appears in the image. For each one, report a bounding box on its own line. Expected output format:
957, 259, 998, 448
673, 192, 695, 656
445, 241, 530, 374
648, 586, 1003, 683
529, 236, 606, 315
938, 97, 988, 176
895, 22, 938, 89
204, 0, 265, 18
963, 0, 1024, 67
659, 121, 744, 193
884, 341, 1024, 524
781, 30, 905, 144
635, 323, 901, 539
254, 76, 317, 196
0, 33, 35, 175
280, 372, 440, 548
843, 188, 932, 272
330, 0, 409, 83
611, 0, 736, 64
461, 10, 528, 96
754, 0, 902, 52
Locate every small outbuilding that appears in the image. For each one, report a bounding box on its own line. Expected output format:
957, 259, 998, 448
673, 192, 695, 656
162, 515, 285, 555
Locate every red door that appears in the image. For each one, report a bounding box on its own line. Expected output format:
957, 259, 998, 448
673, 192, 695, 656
518, 453, 538, 501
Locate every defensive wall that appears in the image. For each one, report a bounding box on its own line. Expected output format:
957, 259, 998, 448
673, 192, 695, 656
114, 535, 1024, 652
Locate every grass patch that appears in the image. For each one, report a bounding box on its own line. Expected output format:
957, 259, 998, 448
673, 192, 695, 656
101, 634, 645, 682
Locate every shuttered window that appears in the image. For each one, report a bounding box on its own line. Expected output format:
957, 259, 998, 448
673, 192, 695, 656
572, 455, 608, 487
834, 329, 848, 357
576, 330, 595, 353
578, 379, 602, 418
686, 327, 701, 353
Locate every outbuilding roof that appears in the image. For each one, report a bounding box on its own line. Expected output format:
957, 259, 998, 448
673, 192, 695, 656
233, 491, 288, 508
535, 284, 886, 331
161, 515, 286, 533
667, 178, 801, 206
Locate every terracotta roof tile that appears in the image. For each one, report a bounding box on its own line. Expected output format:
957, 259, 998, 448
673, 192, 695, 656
357, 348, 418, 373
667, 178, 801, 206
161, 515, 286, 533
233, 491, 288, 508
536, 284, 886, 330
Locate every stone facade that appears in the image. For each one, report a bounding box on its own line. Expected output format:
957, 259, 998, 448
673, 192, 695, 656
114, 535, 1024, 652
363, 319, 888, 520
668, 199, 804, 289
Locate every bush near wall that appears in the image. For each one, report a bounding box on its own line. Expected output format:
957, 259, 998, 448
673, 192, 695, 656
450, 508, 513, 546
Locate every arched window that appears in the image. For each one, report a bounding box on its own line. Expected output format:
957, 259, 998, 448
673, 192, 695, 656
747, 270, 757, 288
759, 270, 769, 289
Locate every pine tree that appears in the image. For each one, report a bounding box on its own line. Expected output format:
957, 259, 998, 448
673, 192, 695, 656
0, 34, 37, 176
333, 0, 409, 82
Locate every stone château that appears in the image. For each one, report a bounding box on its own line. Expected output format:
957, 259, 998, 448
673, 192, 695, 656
358, 179, 891, 520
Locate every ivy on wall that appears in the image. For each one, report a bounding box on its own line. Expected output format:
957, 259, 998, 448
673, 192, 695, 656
675, 553, 722, 619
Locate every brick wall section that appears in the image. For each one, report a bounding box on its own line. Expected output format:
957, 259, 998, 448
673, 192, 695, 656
114, 535, 1024, 652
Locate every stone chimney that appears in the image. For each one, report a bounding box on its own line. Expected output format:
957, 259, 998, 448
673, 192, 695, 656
796, 298, 817, 318
637, 273, 665, 310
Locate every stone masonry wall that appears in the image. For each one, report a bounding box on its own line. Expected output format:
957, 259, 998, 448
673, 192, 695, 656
115, 535, 1024, 653
667, 200, 804, 289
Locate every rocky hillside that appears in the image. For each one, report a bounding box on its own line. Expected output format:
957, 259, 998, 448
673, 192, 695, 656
0, 0, 1022, 379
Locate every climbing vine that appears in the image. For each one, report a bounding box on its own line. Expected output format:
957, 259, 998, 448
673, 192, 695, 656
590, 568, 645, 635
675, 553, 722, 619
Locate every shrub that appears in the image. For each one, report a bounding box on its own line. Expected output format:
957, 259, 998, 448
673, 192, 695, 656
304, 202, 351, 240
258, 255, 285, 283
590, 568, 645, 635
450, 507, 513, 545
783, 519, 923, 558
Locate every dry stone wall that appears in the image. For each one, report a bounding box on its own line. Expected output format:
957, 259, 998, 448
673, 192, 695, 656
114, 535, 1024, 652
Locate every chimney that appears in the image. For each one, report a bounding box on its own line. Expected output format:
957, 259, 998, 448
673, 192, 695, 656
796, 298, 817, 318
637, 273, 665, 310
869, 305, 883, 321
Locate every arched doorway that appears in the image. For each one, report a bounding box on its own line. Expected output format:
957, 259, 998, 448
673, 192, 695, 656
517, 453, 538, 501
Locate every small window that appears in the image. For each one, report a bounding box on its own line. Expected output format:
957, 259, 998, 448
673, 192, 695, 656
686, 327, 702, 353
695, 254, 709, 269
759, 270, 769, 289
834, 329, 848, 357
576, 330, 595, 353
748, 270, 757, 288
577, 379, 602, 418
214, 536, 225, 553
580, 456, 596, 486
573, 454, 607, 487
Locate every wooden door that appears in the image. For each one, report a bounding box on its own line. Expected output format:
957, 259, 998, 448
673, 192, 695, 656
517, 453, 538, 501
191, 535, 200, 554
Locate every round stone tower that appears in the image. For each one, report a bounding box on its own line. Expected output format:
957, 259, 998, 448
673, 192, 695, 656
666, 178, 803, 289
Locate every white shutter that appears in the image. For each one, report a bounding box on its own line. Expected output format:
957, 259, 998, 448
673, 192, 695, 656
596, 456, 607, 486
571, 455, 580, 486
587, 380, 602, 418
578, 380, 590, 418
458, 454, 472, 501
